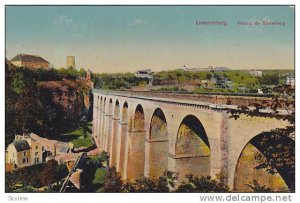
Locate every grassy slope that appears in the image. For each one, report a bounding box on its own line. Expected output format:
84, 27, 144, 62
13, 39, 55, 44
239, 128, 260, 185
62, 122, 94, 148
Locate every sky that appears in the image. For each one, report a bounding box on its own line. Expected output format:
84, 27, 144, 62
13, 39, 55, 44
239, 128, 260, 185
5, 6, 295, 73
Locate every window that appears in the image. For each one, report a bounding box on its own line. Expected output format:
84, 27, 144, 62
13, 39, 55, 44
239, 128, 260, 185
23, 151, 26, 156
22, 159, 26, 164
35, 152, 38, 156
26, 158, 29, 163
36, 146, 38, 149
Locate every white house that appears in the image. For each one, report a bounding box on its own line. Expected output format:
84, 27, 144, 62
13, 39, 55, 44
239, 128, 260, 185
249, 70, 263, 77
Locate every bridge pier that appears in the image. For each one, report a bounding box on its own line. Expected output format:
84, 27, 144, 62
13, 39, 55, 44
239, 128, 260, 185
144, 138, 169, 179
98, 111, 104, 151
109, 117, 119, 167
97, 106, 102, 147
168, 154, 211, 180
116, 122, 127, 173
126, 130, 146, 181
104, 114, 112, 153
92, 106, 98, 145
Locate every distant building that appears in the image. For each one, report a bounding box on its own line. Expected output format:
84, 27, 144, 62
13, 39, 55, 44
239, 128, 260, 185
217, 77, 233, 88
67, 56, 76, 69
135, 69, 154, 86
10, 54, 50, 69
6, 133, 45, 169
249, 70, 263, 77
286, 75, 295, 87
135, 69, 153, 78
214, 66, 229, 72
211, 75, 233, 88
179, 66, 227, 72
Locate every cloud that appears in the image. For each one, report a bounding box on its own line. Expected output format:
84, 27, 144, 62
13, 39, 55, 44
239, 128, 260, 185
53, 15, 86, 38
54, 15, 74, 27
128, 18, 151, 27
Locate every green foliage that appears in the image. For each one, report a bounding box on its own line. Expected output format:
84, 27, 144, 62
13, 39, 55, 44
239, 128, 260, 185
122, 171, 178, 192
259, 74, 280, 85
80, 156, 105, 192
176, 174, 229, 192
13, 186, 39, 193
39, 160, 59, 186
246, 180, 273, 192
11, 72, 26, 94
5, 163, 46, 191
63, 125, 94, 149
79, 68, 87, 77
5, 161, 68, 192
93, 168, 106, 185
5, 61, 91, 145
103, 167, 230, 193
90, 69, 293, 92
104, 166, 123, 192
5, 65, 42, 145
228, 84, 295, 192
99, 151, 109, 160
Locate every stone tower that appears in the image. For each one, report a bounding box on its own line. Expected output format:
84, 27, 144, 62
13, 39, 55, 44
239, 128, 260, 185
67, 56, 75, 69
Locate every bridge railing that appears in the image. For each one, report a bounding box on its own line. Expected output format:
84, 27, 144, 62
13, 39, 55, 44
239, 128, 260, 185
93, 89, 273, 106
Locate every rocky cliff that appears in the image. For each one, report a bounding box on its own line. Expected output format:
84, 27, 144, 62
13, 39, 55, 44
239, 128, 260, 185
38, 79, 91, 119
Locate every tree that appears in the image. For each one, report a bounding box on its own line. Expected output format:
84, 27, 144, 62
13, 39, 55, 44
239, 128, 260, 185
39, 160, 59, 186
79, 68, 87, 77
206, 73, 212, 80
104, 166, 123, 192
175, 174, 229, 192
103, 167, 230, 193
228, 84, 295, 191
259, 74, 280, 85
122, 171, 177, 192
5, 66, 42, 144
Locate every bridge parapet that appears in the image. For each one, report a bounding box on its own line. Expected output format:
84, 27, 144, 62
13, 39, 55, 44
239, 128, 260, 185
93, 89, 291, 115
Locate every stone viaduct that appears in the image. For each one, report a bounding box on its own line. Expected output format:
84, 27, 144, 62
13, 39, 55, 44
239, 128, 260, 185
92, 90, 293, 192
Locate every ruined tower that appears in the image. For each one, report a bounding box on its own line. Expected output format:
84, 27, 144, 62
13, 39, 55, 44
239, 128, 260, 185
67, 56, 75, 69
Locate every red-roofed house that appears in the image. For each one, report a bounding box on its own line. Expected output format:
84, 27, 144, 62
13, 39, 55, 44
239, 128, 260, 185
10, 54, 50, 69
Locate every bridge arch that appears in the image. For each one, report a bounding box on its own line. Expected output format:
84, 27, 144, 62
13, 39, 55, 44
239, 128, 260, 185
145, 108, 169, 178
133, 104, 145, 131
174, 115, 211, 179
126, 104, 146, 181
234, 133, 294, 192
114, 99, 120, 119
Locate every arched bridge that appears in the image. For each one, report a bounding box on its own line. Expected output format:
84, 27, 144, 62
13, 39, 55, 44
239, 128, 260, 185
92, 90, 293, 192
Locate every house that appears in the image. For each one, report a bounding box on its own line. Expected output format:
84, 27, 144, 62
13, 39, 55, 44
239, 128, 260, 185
249, 70, 263, 77
214, 76, 233, 88
10, 54, 50, 69
135, 69, 153, 78
6, 139, 32, 168
6, 133, 44, 169
135, 69, 154, 86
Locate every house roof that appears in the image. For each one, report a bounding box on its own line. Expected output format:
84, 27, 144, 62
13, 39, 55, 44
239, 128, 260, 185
69, 169, 82, 190
14, 140, 31, 152
11, 54, 49, 64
